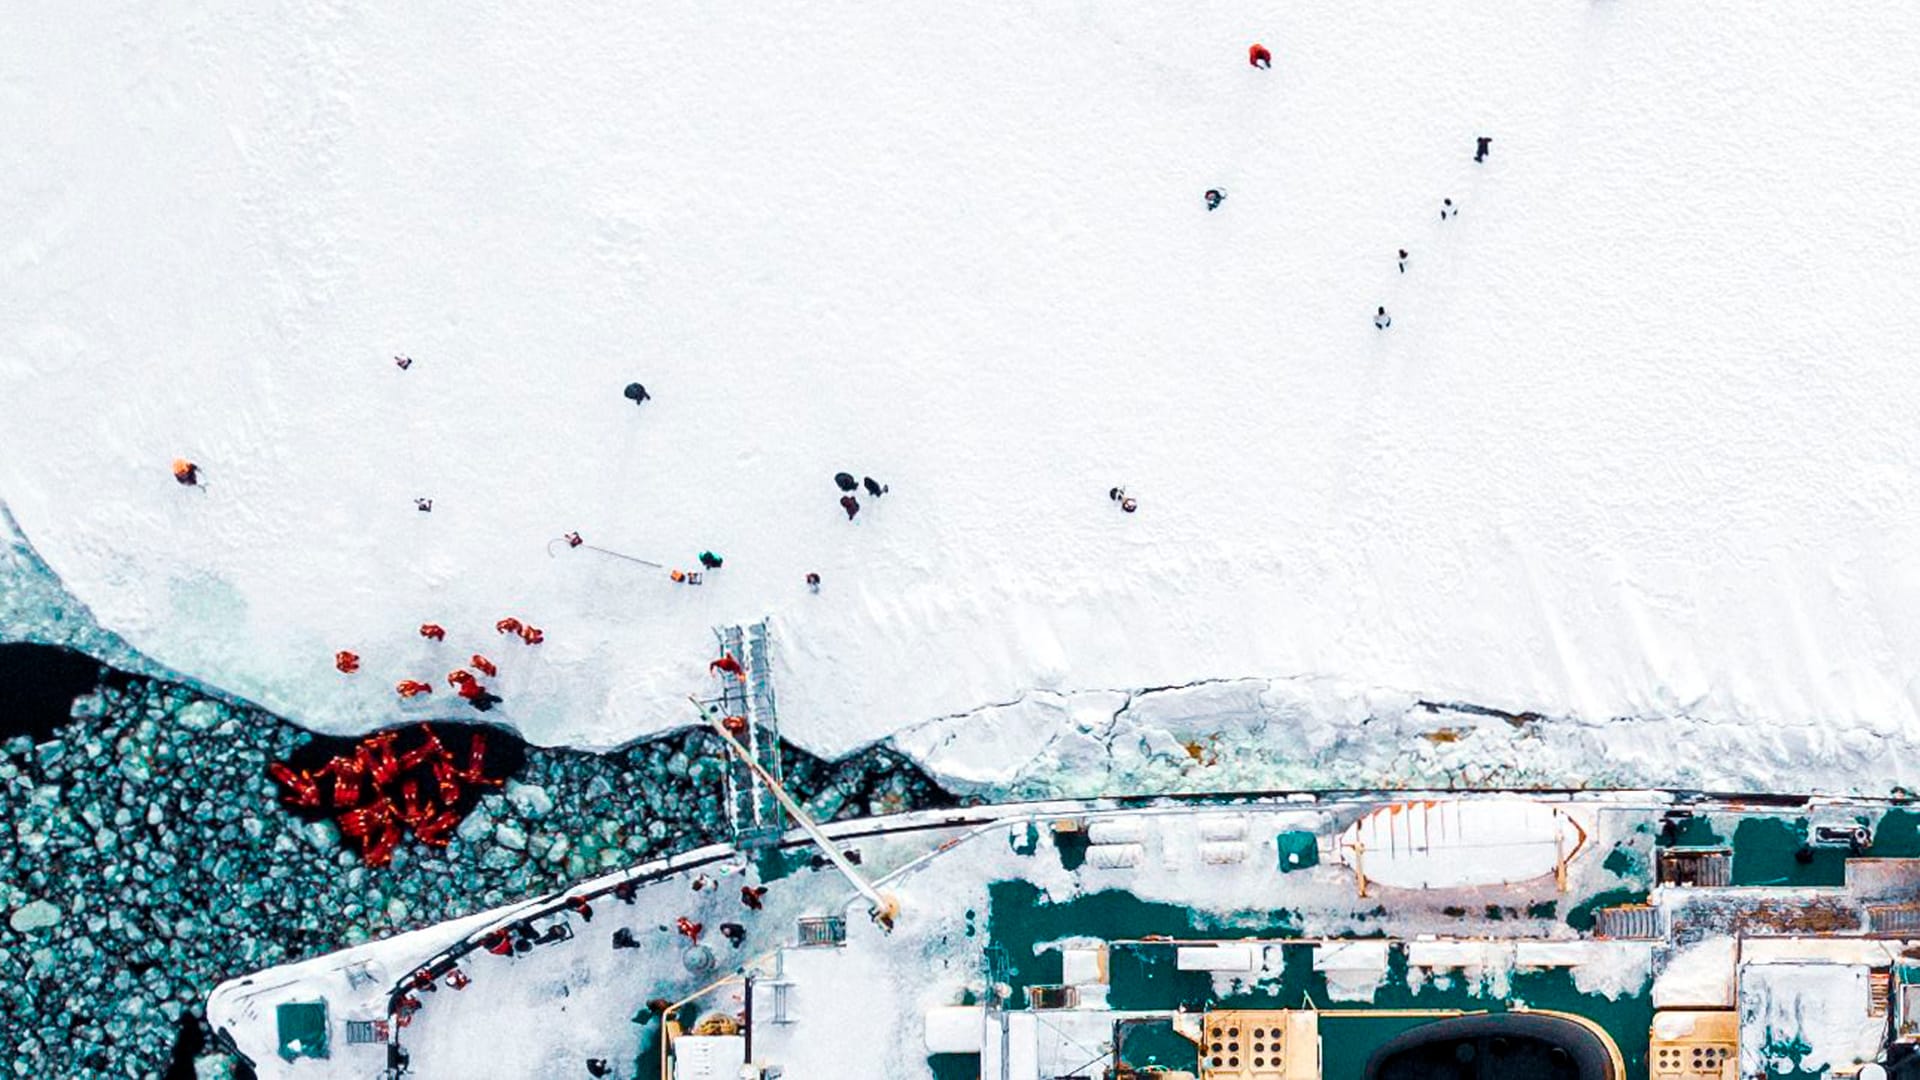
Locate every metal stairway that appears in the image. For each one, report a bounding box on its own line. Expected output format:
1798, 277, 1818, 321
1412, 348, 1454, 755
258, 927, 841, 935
709, 621, 786, 849
1596, 903, 1665, 940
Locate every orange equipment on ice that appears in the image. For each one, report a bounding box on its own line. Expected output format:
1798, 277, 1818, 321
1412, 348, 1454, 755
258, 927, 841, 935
319, 755, 366, 808
357, 731, 401, 786
414, 807, 461, 847
397, 725, 448, 771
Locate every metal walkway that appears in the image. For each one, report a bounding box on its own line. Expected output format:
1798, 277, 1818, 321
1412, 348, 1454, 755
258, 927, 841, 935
707, 620, 786, 849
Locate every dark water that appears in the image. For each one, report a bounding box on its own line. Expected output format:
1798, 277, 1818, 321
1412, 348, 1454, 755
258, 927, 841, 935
0, 643, 113, 741
161, 1013, 257, 1080
162, 1015, 204, 1080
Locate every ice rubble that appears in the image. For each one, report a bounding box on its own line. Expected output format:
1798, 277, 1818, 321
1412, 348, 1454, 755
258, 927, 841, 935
0, 671, 950, 1076
890, 677, 1920, 798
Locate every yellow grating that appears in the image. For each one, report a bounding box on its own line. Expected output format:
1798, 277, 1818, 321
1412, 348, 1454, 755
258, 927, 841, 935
1869, 969, 1891, 1018
1200, 1010, 1319, 1080
1650, 1010, 1737, 1080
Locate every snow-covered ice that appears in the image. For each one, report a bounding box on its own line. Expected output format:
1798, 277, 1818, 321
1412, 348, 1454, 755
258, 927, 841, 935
6, 2, 1920, 771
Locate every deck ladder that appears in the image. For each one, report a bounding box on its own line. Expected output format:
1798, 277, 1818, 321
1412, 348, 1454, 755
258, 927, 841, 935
709, 621, 787, 849
1657, 849, 1732, 888
1596, 903, 1664, 940
1869, 904, 1920, 935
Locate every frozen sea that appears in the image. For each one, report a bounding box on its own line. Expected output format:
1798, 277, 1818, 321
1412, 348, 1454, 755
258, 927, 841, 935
5, 1, 1920, 794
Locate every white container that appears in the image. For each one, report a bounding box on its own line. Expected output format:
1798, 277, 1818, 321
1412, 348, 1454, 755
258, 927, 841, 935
1176, 945, 1256, 972
1200, 841, 1248, 865
1086, 819, 1147, 845
1087, 843, 1144, 869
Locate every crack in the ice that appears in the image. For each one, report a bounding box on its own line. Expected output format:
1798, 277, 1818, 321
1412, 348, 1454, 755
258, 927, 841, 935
1415, 697, 1548, 729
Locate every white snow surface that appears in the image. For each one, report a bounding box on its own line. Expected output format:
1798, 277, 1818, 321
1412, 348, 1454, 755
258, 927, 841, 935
6, 2, 1920, 759
1740, 963, 1884, 1078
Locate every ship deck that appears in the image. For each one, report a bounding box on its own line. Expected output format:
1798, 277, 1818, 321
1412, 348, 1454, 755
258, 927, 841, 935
208, 794, 1920, 1080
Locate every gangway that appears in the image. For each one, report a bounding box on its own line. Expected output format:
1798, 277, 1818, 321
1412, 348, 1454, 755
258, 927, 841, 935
706, 621, 786, 849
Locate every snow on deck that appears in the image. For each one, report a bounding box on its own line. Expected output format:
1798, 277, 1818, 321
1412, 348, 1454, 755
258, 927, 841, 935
337, 796, 1649, 1079
211, 793, 1920, 1079
7, 3, 1920, 779
1740, 963, 1884, 1079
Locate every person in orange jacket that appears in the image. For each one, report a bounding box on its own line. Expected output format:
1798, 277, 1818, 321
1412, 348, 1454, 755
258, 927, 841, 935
517, 625, 544, 646
335, 650, 360, 674
710, 654, 745, 680
396, 679, 433, 698
171, 459, 200, 486
419, 623, 446, 641
495, 617, 522, 635
471, 654, 497, 677
1249, 42, 1272, 68
449, 669, 501, 711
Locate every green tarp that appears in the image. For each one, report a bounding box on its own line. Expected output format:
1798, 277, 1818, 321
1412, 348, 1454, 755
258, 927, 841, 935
276, 1000, 330, 1061
1277, 830, 1319, 872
